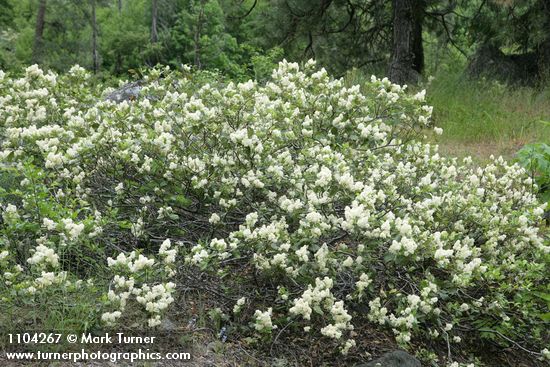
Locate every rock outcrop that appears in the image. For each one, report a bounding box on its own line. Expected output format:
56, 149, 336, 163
356, 350, 422, 367
104, 81, 143, 103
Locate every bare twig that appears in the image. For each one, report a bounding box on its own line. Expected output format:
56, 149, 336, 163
270, 318, 294, 357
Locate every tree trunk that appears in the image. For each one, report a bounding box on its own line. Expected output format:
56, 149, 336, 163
91, 0, 99, 73
193, 0, 206, 69
537, 0, 550, 77
115, 0, 122, 74
32, 0, 47, 64
388, 0, 425, 85
151, 0, 158, 43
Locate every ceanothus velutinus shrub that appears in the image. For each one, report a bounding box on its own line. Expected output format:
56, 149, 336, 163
0, 62, 548, 362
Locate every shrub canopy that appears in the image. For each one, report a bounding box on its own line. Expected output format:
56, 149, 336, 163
0, 62, 548, 363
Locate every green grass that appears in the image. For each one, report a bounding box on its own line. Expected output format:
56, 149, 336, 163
344, 65, 550, 163
426, 69, 550, 161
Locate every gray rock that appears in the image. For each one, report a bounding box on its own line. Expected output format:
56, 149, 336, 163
357, 350, 421, 367
159, 318, 177, 332
104, 81, 143, 103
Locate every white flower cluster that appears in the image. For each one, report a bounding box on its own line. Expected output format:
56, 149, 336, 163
34, 271, 67, 288
320, 301, 353, 339
0, 250, 8, 261
135, 282, 176, 327
446, 363, 475, 367
233, 297, 247, 314
107, 251, 155, 272
61, 218, 85, 240
288, 277, 354, 344
102, 249, 176, 328
158, 239, 177, 265
253, 308, 276, 332
355, 272, 372, 298
2, 204, 19, 223
42, 218, 57, 230
101, 311, 122, 325
27, 244, 59, 268
289, 277, 334, 321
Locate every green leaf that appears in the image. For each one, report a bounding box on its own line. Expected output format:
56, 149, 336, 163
118, 220, 132, 229
533, 292, 550, 302
171, 194, 191, 207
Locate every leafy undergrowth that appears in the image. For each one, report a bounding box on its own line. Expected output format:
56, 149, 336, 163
0, 63, 549, 366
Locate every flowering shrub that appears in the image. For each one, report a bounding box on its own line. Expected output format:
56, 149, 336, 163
0, 62, 548, 363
